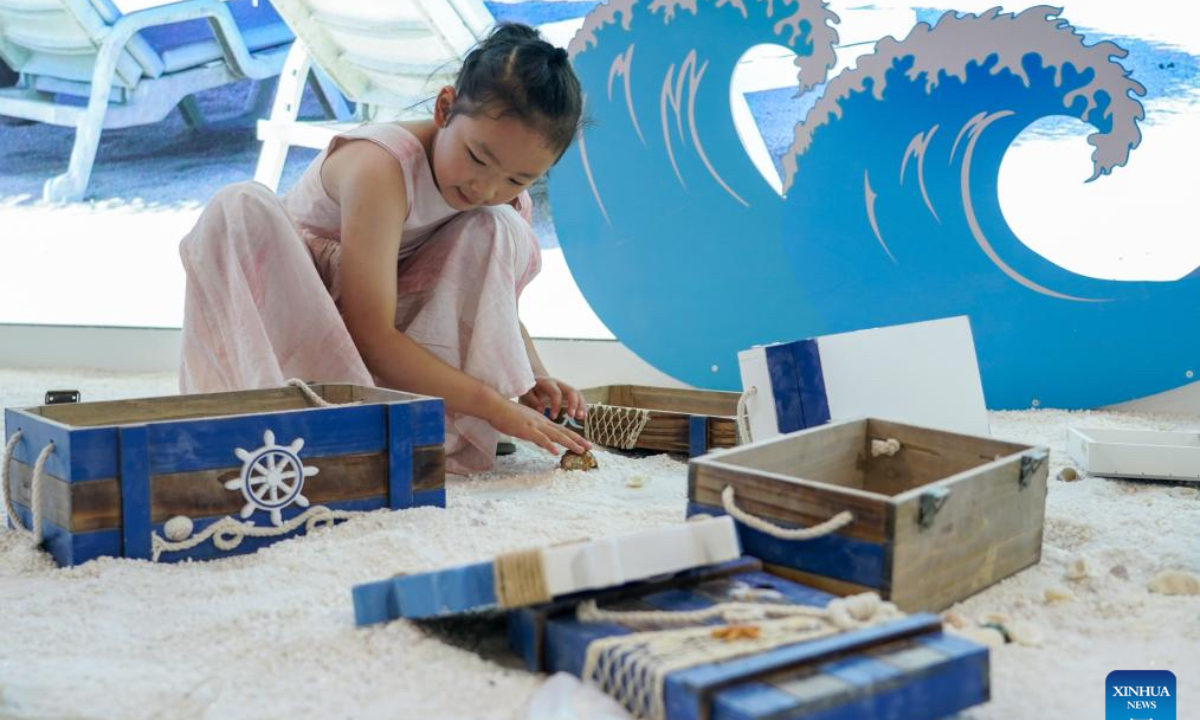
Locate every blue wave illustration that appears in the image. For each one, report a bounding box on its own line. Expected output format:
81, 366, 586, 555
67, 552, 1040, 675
552, 3, 1200, 408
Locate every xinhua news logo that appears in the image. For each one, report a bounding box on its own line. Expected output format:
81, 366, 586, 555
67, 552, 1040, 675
1107, 670, 1177, 720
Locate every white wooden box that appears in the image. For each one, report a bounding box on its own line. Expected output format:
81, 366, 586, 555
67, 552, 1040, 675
1067, 427, 1200, 482
737, 316, 990, 443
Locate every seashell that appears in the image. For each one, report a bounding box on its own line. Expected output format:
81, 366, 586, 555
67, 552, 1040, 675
1065, 557, 1090, 581
1008, 621, 1045, 647
1169, 486, 1198, 499
979, 612, 1008, 627
960, 626, 1007, 648
1110, 564, 1130, 580
626, 475, 646, 489
1044, 586, 1075, 603
1057, 467, 1079, 482
559, 450, 599, 471
164, 515, 194, 542
1147, 570, 1200, 596
942, 611, 970, 630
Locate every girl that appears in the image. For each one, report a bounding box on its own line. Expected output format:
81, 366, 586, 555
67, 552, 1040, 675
178, 23, 590, 474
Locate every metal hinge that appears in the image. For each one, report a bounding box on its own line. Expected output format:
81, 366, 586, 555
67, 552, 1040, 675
1019, 448, 1049, 489
919, 487, 951, 530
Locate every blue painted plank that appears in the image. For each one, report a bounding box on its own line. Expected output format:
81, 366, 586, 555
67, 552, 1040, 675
409, 399, 446, 447
153, 495, 387, 563
688, 416, 709, 457
387, 404, 414, 510
663, 615, 943, 720
354, 559, 497, 624
711, 630, 989, 720
687, 502, 888, 589
764, 345, 805, 434
412, 488, 446, 508
5, 409, 117, 483
144, 404, 387, 475
119, 426, 152, 560
11, 502, 120, 567
791, 339, 831, 427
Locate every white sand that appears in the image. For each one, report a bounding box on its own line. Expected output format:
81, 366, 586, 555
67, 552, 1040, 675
1, 369, 1197, 720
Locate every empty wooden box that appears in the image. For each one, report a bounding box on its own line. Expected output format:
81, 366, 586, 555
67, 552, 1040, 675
688, 418, 1049, 612
3, 384, 444, 566
581, 385, 742, 456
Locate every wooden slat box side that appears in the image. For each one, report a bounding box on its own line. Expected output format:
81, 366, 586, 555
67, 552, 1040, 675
3, 384, 445, 567
688, 418, 1048, 612
581, 385, 742, 456
507, 561, 990, 720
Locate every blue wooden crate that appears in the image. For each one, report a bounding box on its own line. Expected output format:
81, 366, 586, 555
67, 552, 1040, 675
508, 558, 990, 720
3, 384, 444, 566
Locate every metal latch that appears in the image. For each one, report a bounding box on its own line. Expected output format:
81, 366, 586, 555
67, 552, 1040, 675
1019, 449, 1049, 489
44, 390, 80, 405
919, 487, 951, 530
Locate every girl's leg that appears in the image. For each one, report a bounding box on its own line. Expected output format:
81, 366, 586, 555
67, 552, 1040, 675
178, 181, 372, 393
393, 205, 542, 474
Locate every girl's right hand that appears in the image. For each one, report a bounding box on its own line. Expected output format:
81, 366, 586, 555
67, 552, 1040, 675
486, 398, 591, 456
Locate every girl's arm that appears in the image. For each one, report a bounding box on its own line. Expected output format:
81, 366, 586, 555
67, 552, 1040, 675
322, 140, 588, 455
518, 322, 587, 421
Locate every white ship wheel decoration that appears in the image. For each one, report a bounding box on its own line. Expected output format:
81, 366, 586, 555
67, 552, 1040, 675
225, 430, 320, 527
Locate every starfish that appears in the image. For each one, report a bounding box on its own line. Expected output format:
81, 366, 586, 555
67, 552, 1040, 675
711, 624, 761, 642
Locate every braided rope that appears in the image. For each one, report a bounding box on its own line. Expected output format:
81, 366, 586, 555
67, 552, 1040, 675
721, 485, 854, 540
493, 548, 551, 608
1, 430, 55, 544
286, 378, 336, 407
150, 505, 358, 561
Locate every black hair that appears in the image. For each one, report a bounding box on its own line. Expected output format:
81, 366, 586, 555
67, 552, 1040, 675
449, 23, 584, 157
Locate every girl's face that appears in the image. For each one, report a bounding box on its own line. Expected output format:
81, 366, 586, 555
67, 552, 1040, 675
430, 87, 559, 211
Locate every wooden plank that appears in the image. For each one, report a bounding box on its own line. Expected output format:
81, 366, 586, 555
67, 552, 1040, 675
888, 454, 1048, 612
689, 462, 889, 544
764, 562, 884, 599
119, 425, 151, 560
144, 404, 387, 475
32, 386, 315, 427
149, 452, 388, 523
624, 386, 741, 416
8, 460, 75, 531
711, 419, 867, 490
387, 403, 414, 510
691, 501, 889, 589
411, 445, 445, 492
6, 410, 116, 482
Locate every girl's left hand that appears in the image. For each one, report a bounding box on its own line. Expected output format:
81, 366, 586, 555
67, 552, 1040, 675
519, 376, 587, 422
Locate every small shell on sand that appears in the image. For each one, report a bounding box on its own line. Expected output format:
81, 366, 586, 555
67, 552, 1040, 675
1057, 467, 1079, 482
942, 611, 970, 630
559, 450, 599, 471
1147, 570, 1200, 596
1110, 564, 1130, 580
1065, 557, 1090, 581
1169, 486, 1198, 499
979, 612, 1009, 626
960, 626, 1007, 648
1044, 586, 1075, 603
625, 475, 646, 488
1008, 621, 1045, 647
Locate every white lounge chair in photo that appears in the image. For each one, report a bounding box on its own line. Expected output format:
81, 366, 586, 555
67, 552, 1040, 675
253, 0, 592, 190
0, 0, 294, 202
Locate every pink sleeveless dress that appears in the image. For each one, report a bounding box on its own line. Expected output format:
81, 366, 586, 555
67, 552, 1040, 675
178, 123, 542, 474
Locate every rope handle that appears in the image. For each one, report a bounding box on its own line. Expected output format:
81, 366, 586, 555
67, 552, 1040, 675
721, 485, 854, 540
2, 429, 55, 544
735, 387, 756, 444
